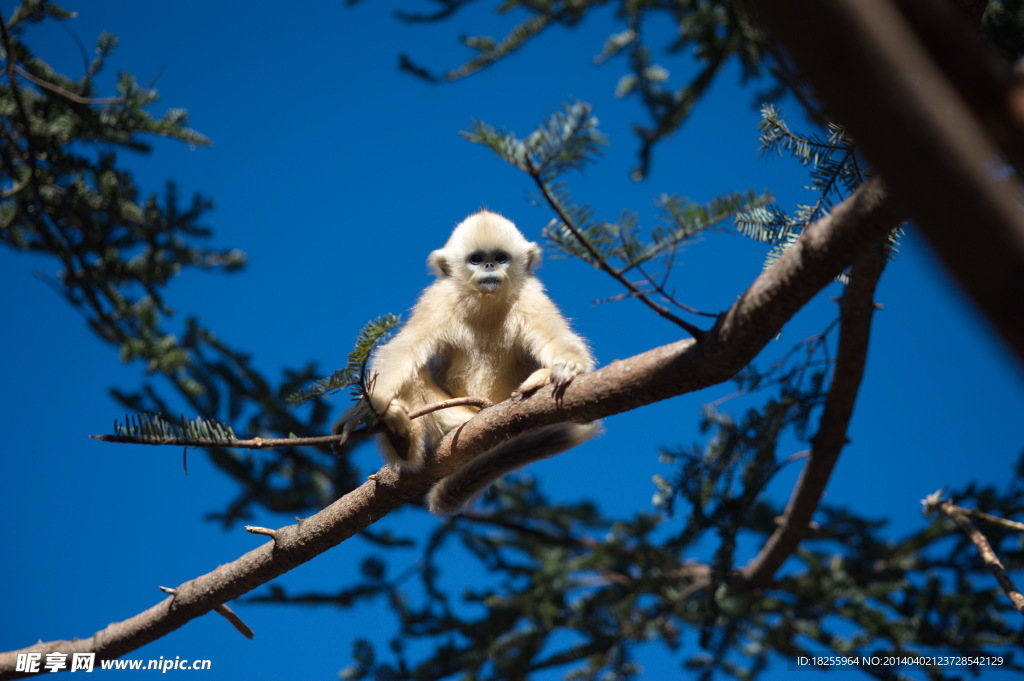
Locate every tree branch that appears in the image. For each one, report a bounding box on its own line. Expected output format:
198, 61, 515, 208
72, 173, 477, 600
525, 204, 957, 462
945, 504, 1024, 534
923, 493, 1024, 616
752, 0, 1024, 365
528, 162, 706, 338
736, 246, 887, 590
89, 398, 495, 450
893, 0, 1024, 164
157, 587, 254, 640
0, 177, 903, 678
12, 64, 126, 105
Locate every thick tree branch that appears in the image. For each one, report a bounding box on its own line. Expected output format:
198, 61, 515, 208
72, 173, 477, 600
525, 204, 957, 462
0, 177, 903, 678
751, 0, 1024, 364
894, 0, 1024, 163
736, 247, 886, 590
420, 180, 903, 488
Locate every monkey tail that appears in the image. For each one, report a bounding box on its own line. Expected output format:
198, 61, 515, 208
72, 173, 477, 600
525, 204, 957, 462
426, 422, 601, 515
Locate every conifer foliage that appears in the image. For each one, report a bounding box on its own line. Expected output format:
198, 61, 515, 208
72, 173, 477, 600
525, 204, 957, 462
0, 1, 363, 522
3, 2, 1024, 681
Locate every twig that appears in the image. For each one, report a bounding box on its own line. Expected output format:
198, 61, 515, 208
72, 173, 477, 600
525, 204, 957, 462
90, 432, 362, 449
157, 587, 254, 639
12, 64, 125, 105
922, 492, 1024, 616
244, 526, 278, 538
954, 506, 1024, 534
634, 257, 719, 318
89, 397, 496, 449
408, 396, 493, 418
0, 177, 902, 677
527, 158, 707, 338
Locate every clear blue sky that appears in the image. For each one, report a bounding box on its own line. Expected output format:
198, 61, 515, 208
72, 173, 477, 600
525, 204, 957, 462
2, 1, 1022, 679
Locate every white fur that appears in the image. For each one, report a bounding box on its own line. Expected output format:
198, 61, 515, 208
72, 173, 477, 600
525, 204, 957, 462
333, 210, 597, 513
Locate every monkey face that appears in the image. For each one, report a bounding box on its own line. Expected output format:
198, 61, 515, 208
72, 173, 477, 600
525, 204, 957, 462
465, 248, 511, 292
428, 210, 542, 292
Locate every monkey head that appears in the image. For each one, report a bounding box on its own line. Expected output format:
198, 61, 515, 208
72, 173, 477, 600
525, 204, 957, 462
428, 210, 541, 295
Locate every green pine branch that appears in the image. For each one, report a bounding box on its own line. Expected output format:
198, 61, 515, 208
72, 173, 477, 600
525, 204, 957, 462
92, 412, 364, 450
736, 106, 901, 278
464, 101, 770, 333
286, 313, 402, 407
462, 100, 607, 179
0, 5, 363, 521
100, 412, 237, 445
388, 0, 780, 178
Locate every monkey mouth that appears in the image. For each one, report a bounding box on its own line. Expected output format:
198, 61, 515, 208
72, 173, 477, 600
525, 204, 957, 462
476, 275, 503, 292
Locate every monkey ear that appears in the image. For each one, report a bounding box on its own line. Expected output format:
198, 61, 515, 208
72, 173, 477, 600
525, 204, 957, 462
525, 242, 542, 272
428, 249, 451, 277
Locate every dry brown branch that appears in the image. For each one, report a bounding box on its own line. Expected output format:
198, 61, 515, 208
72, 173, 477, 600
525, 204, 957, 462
0, 177, 903, 678
736, 246, 886, 590
953, 506, 1024, 534
752, 0, 1024, 364
209, 604, 255, 640
922, 493, 1024, 616
408, 396, 494, 418
157, 587, 255, 639
12, 64, 125, 105
244, 526, 278, 538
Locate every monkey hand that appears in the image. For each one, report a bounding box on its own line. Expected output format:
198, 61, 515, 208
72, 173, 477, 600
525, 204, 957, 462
376, 398, 413, 438
330, 398, 377, 455
515, 359, 587, 395
374, 398, 428, 469
549, 359, 587, 389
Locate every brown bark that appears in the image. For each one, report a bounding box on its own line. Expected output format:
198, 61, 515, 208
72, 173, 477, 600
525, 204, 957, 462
752, 0, 1024, 365
737, 247, 886, 589
0, 177, 902, 678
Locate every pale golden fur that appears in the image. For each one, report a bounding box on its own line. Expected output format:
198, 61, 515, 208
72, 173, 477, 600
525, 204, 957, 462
333, 210, 598, 514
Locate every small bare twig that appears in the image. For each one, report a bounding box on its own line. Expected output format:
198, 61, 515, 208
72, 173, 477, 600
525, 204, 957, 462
244, 526, 278, 538
12, 64, 126, 105
158, 586, 254, 639
408, 396, 493, 418
633, 258, 719, 318
953, 506, 1024, 534
922, 491, 1024, 616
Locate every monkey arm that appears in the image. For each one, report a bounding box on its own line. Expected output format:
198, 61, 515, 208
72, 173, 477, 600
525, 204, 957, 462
366, 286, 450, 406
345, 285, 462, 468
516, 282, 595, 392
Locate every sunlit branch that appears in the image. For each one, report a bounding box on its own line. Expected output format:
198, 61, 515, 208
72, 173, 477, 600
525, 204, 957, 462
0, 177, 902, 677
923, 492, 1024, 616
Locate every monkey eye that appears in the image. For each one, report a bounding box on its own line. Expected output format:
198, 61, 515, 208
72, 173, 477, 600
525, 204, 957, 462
494, 250, 509, 264
468, 251, 484, 265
